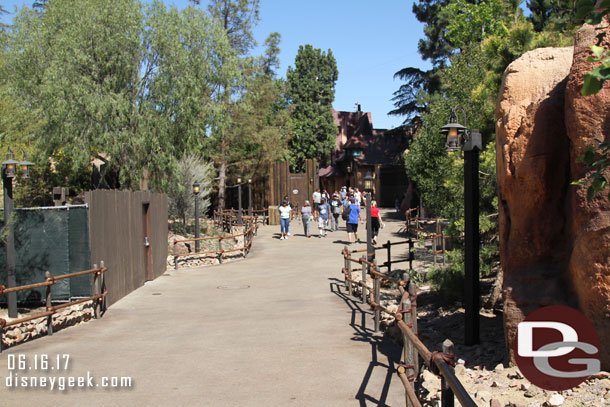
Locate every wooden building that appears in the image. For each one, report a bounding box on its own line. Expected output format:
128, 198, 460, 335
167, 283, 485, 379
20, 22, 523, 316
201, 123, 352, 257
319, 105, 413, 207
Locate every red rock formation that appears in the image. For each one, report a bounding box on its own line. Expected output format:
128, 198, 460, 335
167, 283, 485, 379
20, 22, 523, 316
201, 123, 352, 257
497, 20, 610, 369
496, 47, 576, 364
564, 20, 610, 369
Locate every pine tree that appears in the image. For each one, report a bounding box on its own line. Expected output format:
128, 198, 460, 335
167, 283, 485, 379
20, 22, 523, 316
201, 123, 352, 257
286, 44, 338, 172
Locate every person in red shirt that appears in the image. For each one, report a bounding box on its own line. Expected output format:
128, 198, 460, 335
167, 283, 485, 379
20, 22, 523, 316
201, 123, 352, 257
370, 200, 384, 244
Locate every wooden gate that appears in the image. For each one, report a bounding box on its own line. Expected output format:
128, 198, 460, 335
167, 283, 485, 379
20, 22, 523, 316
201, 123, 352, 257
267, 159, 319, 210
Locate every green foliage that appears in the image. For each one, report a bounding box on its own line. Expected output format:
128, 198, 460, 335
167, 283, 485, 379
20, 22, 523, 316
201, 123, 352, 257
286, 44, 338, 172
443, 0, 511, 50
572, 1, 610, 202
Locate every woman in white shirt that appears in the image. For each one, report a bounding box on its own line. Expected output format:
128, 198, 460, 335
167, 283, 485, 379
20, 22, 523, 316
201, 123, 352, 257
278, 201, 292, 240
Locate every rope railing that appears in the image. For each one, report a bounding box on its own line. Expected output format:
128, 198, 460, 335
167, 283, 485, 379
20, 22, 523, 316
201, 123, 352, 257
0, 262, 108, 352
340, 243, 477, 407
172, 221, 258, 269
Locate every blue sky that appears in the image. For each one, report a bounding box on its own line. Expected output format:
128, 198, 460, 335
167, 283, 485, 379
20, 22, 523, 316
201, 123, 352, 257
1, 0, 430, 129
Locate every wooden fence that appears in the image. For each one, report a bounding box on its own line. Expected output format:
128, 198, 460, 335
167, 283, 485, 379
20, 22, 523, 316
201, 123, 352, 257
172, 220, 258, 269
0, 263, 108, 352
86, 190, 168, 307
213, 208, 268, 233
341, 241, 477, 407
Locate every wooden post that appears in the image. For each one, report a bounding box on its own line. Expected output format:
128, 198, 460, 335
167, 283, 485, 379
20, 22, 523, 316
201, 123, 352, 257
361, 257, 367, 305
409, 239, 414, 271
373, 260, 381, 332
92, 263, 100, 319
409, 281, 419, 377
441, 339, 455, 407
344, 246, 352, 296
100, 260, 107, 313
432, 234, 436, 267
45, 271, 53, 336
402, 296, 415, 407
386, 240, 391, 275
218, 237, 224, 264
442, 232, 446, 266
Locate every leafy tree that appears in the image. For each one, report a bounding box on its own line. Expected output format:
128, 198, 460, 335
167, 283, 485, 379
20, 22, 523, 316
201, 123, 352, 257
5, 0, 238, 195
206, 0, 260, 56
286, 44, 338, 172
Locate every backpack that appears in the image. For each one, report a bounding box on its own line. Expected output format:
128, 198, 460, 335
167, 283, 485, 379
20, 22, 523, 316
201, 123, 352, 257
341, 204, 351, 221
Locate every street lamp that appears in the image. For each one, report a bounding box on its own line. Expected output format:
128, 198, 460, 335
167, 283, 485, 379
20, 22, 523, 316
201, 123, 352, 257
192, 181, 200, 252
247, 177, 253, 217
236, 175, 243, 225
440, 107, 482, 346
364, 172, 374, 263
2, 148, 33, 318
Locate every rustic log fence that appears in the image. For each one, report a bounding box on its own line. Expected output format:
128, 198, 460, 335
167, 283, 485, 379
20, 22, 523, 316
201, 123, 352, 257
213, 208, 268, 232
0, 262, 108, 352
341, 244, 477, 407
172, 220, 257, 269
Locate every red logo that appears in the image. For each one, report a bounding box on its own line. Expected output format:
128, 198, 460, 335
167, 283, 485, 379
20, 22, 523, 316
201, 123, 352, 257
513, 305, 600, 391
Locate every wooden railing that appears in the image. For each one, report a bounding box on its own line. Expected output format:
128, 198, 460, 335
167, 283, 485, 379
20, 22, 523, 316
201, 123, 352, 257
0, 262, 108, 352
213, 208, 268, 232
172, 221, 257, 269
341, 244, 477, 407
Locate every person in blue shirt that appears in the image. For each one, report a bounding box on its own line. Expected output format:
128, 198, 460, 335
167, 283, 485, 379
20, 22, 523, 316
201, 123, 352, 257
317, 197, 331, 237
345, 198, 361, 244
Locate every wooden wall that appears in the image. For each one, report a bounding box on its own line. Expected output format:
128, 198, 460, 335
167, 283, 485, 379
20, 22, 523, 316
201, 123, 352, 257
266, 159, 318, 209
85, 190, 168, 306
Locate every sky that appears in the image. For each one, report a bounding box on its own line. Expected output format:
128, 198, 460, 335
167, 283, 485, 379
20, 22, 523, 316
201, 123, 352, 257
1, 0, 430, 130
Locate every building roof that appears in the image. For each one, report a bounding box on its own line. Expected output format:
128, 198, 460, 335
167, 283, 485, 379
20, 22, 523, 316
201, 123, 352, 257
330, 107, 411, 166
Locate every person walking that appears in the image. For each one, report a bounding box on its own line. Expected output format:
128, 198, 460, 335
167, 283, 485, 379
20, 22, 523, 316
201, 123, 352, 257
354, 188, 362, 207
301, 200, 313, 238
330, 193, 342, 231
312, 188, 322, 220
370, 200, 384, 244
318, 197, 331, 237
282, 195, 294, 235
279, 201, 291, 240
339, 186, 347, 201
345, 198, 361, 244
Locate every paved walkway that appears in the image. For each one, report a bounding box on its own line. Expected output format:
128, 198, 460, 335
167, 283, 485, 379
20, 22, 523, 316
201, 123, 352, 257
1, 210, 410, 406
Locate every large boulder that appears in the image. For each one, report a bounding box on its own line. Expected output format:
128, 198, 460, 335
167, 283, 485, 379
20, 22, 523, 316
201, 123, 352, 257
496, 20, 610, 369
495, 46, 576, 362
565, 21, 610, 368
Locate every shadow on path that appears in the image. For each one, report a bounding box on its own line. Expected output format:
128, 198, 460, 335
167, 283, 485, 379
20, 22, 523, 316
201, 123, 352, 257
329, 278, 402, 407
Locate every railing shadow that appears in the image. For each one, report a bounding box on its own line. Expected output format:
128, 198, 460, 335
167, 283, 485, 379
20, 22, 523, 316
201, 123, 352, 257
329, 279, 402, 407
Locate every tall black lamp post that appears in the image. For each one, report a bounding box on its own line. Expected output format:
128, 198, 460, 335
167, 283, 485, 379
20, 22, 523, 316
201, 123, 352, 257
364, 172, 375, 263
2, 148, 33, 318
236, 174, 243, 225
193, 181, 200, 252
247, 177, 253, 216
441, 107, 482, 346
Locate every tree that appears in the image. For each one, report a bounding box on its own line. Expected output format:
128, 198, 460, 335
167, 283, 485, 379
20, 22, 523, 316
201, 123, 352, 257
5, 0, 237, 194
286, 44, 338, 172
168, 154, 215, 225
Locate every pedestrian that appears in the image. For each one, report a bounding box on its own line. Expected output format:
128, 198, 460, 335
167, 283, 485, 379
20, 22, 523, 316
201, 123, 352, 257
370, 200, 384, 244
282, 195, 293, 235
330, 193, 342, 231
312, 188, 322, 220
279, 201, 291, 240
339, 186, 347, 201
301, 200, 313, 238
345, 198, 361, 244
354, 188, 362, 207
318, 197, 331, 237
